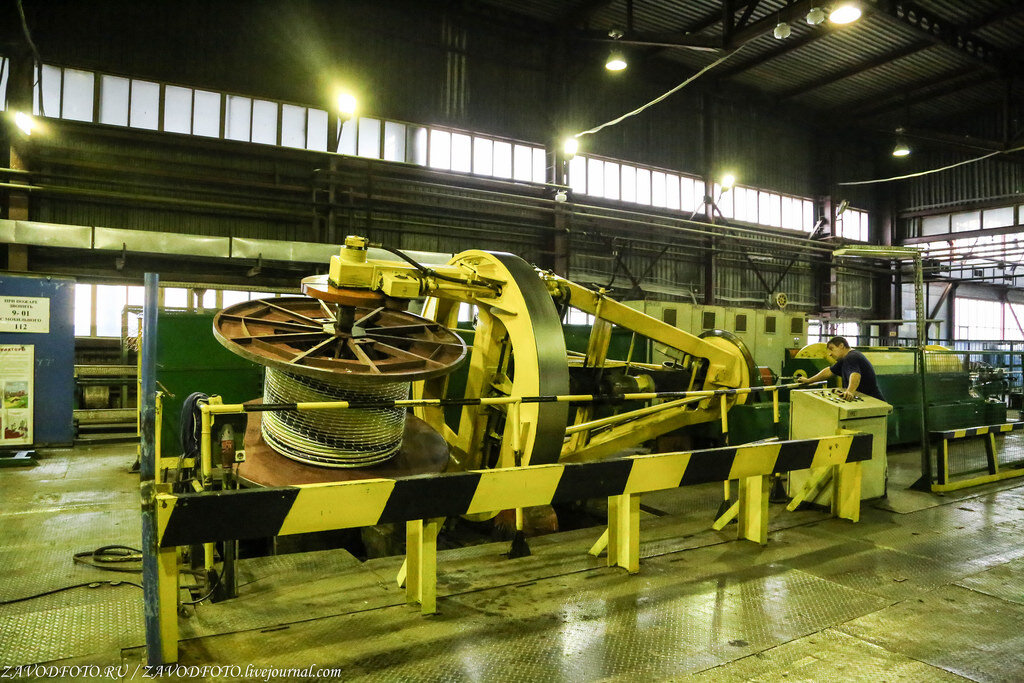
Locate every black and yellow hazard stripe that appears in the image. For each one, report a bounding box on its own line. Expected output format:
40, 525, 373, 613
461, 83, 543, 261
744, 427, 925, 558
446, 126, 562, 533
934, 421, 1024, 440
156, 433, 871, 548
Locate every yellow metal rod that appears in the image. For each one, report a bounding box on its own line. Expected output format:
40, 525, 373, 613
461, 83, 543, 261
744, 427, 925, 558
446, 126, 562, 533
772, 390, 780, 425
198, 406, 215, 572
563, 395, 706, 436
202, 381, 815, 416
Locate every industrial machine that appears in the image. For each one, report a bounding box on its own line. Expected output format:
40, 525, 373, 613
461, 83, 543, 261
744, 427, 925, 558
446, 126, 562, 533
789, 388, 892, 502
202, 236, 763, 497
784, 343, 1006, 445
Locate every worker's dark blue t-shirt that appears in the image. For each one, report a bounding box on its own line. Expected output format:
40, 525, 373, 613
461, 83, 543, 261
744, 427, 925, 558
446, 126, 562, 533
830, 350, 884, 400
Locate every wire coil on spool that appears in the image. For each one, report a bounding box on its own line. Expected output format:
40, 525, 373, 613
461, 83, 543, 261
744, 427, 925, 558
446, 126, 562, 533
212, 295, 467, 469
262, 367, 408, 468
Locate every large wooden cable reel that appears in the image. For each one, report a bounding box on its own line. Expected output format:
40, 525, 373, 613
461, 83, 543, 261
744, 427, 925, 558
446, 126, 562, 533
413, 250, 571, 473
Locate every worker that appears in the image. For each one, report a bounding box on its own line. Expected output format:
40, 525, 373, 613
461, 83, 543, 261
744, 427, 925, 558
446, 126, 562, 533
797, 336, 884, 401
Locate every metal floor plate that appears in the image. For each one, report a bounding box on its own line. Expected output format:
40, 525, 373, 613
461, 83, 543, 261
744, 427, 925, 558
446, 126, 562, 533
839, 584, 1024, 682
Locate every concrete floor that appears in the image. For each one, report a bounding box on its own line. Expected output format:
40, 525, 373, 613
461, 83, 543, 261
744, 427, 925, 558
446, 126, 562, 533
3, 443, 1024, 681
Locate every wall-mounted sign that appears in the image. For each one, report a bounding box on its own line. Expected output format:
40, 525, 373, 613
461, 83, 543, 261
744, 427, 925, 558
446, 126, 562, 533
0, 345, 34, 446
0, 296, 50, 333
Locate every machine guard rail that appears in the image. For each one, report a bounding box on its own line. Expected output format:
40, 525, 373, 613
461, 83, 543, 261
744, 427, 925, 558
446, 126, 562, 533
149, 432, 871, 663
931, 421, 1024, 492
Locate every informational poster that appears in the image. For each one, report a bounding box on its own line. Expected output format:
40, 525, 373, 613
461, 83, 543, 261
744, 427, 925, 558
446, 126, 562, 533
0, 296, 50, 333
0, 345, 33, 446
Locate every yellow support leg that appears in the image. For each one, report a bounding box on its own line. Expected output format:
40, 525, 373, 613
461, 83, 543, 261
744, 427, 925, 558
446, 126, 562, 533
737, 475, 769, 545
832, 462, 862, 522
588, 528, 609, 557
396, 558, 407, 588
406, 518, 441, 614
607, 493, 639, 573
157, 546, 179, 664
786, 467, 832, 511
711, 500, 739, 530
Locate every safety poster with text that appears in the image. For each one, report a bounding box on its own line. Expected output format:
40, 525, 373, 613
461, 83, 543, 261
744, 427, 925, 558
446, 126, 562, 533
0, 344, 34, 446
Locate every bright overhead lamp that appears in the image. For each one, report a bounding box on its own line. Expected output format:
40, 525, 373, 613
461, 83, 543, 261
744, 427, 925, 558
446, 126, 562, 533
13, 111, 35, 136
829, 3, 862, 24
773, 21, 792, 39
337, 92, 358, 118
892, 141, 911, 157
721, 173, 736, 190
806, 7, 827, 25
563, 137, 579, 159
605, 52, 627, 71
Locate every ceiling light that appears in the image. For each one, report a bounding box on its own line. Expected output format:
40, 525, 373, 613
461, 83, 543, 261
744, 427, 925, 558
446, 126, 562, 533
563, 137, 579, 159
773, 21, 792, 39
721, 173, 736, 190
13, 111, 35, 136
605, 52, 627, 71
892, 141, 911, 157
337, 92, 358, 118
806, 7, 827, 24
829, 3, 862, 24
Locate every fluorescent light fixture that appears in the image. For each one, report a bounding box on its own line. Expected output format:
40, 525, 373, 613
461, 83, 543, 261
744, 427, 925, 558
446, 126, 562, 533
337, 92, 358, 118
721, 173, 736, 190
14, 111, 35, 136
605, 52, 627, 71
892, 141, 911, 157
563, 137, 579, 158
773, 21, 792, 39
829, 3, 862, 24
806, 7, 827, 24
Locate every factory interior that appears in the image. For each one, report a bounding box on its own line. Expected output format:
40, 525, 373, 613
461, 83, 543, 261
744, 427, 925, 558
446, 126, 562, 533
3, 0, 1024, 680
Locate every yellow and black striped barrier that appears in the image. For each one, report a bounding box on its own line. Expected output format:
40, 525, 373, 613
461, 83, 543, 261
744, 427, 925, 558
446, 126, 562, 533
156, 433, 870, 548
150, 432, 870, 664
932, 421, 1024, 492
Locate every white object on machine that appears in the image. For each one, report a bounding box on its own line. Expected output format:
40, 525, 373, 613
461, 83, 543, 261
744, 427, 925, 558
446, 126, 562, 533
789, 388, 892, 502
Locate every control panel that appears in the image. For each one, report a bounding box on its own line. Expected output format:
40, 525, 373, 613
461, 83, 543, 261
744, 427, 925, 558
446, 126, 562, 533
789, 387, 893, 502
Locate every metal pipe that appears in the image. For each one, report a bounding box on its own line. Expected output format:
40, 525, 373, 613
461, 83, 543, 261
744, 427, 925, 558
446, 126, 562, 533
563, 395, 706, 435
199, 405, 215, 572
140, 272, 163, 665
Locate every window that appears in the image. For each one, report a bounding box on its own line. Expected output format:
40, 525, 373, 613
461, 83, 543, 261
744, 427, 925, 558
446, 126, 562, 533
451, 133, 471, 172
281, 104, 307, 148
474, 137, 493, 176
225, 95, 251, 142
383, 121, 406, 162
836, 208, 868, 242
603, 161, 620, 201
34, 64, 61, 117
164, 85, 193, 134
251, 99, 278, 145
129, 80, 160, 130
95, 285, 128, 337
193, 90, 221, 137
61, 68, 94, 122
0, 56, 9, 111
74, 284, 93, 337
358, 117, 382, 159
513, 144, 533, 182
492, 141, 512, 178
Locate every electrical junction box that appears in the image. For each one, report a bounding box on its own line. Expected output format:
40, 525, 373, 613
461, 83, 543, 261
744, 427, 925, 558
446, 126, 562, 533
788, 388, 892, 502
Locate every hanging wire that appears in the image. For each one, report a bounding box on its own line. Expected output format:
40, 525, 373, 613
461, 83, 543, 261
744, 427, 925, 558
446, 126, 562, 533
574, 42, 754, 139
839, 144, 1024, 186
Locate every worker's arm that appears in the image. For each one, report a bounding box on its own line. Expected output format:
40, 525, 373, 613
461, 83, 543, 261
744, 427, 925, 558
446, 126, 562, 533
797, 367, 833, 385
844, 372, 861, 400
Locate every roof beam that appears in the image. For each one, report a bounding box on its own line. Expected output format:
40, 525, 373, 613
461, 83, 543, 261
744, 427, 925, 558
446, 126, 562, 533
842, 67, 996, 119
778, 40, 933, 99
556, 0, 617, 26
725, 0, 821, 46
871, 0, 1010, 73
713, 26, 836, 79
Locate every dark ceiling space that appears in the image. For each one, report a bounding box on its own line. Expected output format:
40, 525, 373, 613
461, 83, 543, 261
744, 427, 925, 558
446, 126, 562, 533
475, 0, 1024, 153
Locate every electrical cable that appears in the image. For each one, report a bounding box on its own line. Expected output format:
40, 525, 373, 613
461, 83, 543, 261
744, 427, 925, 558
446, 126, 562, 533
574, 42, 753, 139
72, 545, 142, 573
0, 580, 142, 606
838, 143, 1024, 186
14, 0, 45, 118
374, 243, 498, 290
178, 392, 209, 486
180, 571, 220, 605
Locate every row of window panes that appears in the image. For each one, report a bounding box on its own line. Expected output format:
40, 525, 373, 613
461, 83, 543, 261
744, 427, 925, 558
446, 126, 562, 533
921, 231, 1024, 264
73, 284, 284, 337
30, 63, 330, 150
569, 156, 819, 233
337, 118, 546, 183
954, 297, 1008, 341
807, 319, 860, 345
919, 205, 1020, 237
835, 209, 869, 242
